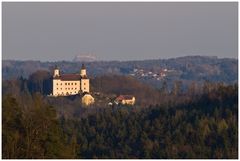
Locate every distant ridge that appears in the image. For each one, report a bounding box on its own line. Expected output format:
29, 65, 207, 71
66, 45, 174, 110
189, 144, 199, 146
3, 55, 237, 63
3, 55, 237, 85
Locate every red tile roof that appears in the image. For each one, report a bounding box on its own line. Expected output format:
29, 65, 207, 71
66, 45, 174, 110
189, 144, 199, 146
54, 74, 82, 81
116, 95, 135, 101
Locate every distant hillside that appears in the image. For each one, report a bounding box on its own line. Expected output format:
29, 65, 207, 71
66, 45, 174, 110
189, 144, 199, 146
3, 56, 238, 89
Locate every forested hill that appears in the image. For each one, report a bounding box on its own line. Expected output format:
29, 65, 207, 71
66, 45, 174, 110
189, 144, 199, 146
2, 55, 238, 159
3, 56, 238, 89
3, 83, 238, 158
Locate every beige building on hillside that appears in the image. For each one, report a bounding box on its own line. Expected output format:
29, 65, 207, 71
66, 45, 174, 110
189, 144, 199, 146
52, 64, 90, 96
82, 94, 95, 106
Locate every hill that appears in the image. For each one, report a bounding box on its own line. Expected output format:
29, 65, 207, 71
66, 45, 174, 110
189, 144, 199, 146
2, 56, 238, 89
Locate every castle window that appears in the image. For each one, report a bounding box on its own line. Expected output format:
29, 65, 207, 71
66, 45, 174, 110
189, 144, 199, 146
72, 88, 73, 90
65, 83, 67, 85
65, 88, 67, 90
84, 83, 86, 85
75, 88, 77, 89
68, 88, 70, 90
71, 83, 73, 85
57, 88, 58, 90
60, 83, 62, 85
56, 83, 58, 85
61, 88, 62, 90
75, 83, 77, 85
68, 83, 70, 85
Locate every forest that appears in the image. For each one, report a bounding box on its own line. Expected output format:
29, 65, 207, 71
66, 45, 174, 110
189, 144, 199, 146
2, 68, 238, 159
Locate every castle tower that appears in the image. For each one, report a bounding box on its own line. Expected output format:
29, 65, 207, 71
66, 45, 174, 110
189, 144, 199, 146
80, 64, 89, 93
53, 66, 60, 77
80, 64, 87, 77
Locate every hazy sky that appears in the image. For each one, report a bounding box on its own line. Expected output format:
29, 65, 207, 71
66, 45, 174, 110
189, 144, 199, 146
3, 2, 238, 61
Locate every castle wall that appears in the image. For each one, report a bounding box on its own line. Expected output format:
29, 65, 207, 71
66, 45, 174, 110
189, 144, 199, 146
81, 79, 89, 93
52, 66, 90, 96
53, 79, 81, 96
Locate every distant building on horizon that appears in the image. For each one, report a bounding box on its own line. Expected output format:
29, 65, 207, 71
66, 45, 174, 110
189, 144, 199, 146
73, 54, 97, 62
52, 64, 90, 96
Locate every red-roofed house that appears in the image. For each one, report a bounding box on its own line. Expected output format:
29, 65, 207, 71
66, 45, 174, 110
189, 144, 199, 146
114, 95, 136, 105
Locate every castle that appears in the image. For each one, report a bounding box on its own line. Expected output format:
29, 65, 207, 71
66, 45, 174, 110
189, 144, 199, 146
52, 64, 90, 96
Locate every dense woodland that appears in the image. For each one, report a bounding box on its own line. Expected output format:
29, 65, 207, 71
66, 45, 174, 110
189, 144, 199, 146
2, 67, 238, 158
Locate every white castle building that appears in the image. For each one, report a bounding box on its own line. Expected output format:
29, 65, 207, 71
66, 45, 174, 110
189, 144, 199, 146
52, 64, 90, 96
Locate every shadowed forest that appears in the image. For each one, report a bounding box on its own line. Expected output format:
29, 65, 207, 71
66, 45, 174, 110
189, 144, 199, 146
2, 69, 238, 159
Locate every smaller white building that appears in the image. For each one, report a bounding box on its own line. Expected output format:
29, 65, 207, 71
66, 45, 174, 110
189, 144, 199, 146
82, 94, 95, 106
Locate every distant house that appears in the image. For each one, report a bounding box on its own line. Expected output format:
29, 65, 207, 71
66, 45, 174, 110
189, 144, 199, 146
114, 95, 135, 105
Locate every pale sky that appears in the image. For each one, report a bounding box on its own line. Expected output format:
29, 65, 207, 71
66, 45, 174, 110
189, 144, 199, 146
2, 2, 238, 61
